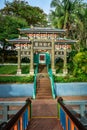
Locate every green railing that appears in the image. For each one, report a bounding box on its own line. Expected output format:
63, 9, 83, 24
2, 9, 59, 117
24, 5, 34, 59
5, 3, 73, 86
33, 65, 38, 99
48, 67, 55, 99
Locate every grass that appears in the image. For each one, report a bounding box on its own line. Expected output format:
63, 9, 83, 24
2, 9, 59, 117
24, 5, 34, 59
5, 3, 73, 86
0, 65, 33, 83
0, 65, 29, 74
0, 76, 34, 83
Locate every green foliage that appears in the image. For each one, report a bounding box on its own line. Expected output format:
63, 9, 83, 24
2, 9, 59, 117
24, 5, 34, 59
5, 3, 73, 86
50, 0, 86, 47
0, 76, 34, 83
73, 51, 87, 76
0, 14, 28, 41
53, 75, 87, 82
0, 0, 47, 27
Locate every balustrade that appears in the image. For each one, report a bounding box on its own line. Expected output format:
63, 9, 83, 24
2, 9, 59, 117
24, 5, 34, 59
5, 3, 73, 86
0, 98, 31, 130
58, 97, 87, 130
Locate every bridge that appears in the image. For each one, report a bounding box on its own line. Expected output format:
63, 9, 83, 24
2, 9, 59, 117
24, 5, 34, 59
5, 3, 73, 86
0, 97, 87, 130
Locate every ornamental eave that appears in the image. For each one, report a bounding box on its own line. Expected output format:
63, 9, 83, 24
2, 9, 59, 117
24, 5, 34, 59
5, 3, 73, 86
7, 38, 30, 44
19, 27, 66, 34
55, 38, 76, 44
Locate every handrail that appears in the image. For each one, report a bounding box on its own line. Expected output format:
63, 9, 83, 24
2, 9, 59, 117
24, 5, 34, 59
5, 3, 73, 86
63, 100, 87, 117
0, 101, 25, 123
58, 97, 87, 130
48, 68, 55, 99
33, 65, 38, 99
2, 98, 31, 130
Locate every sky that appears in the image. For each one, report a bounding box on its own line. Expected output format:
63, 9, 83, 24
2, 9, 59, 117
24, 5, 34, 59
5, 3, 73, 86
0, 0, 87, 14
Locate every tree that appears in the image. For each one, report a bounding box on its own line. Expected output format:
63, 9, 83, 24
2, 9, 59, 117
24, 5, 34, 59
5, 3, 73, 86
50, 0, 85, 39
0, 0, 47, 26
0, 14, 28, 41
73, 51, 87, 76
0, 14, 28, 63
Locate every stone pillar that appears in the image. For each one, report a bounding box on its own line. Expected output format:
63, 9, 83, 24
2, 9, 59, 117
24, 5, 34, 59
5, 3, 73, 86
51, 40, 56, 74
63, 47, 68, 75
30, 40, 34, 75
17, 47, 21, 75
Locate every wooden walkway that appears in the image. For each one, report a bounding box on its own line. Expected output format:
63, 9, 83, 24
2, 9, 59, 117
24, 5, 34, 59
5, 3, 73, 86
27, 118, 63, 130
32, 99, 57, 117
27, 99, 63, 130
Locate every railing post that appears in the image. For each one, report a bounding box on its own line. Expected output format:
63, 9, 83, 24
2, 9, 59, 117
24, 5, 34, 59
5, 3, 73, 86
26, 98, 32, 120
14, 124, 18, 130
66, 115, 68, 130
70, 120, 75, 130
57, 102, 60, 119
80, 104, 85, 117
20, 116, 23, 130
3, 105, 9, 122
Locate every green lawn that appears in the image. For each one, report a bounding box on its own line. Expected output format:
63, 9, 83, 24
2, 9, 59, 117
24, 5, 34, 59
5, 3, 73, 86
0, 76, 34, 83
0, 65, 30, 74
0, 65, 33, 83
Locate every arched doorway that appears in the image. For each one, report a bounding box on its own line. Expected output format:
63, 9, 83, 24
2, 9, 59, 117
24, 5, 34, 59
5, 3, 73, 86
34, 51, 51, 73
34, 52, 51, 65
55, 57, 64, 73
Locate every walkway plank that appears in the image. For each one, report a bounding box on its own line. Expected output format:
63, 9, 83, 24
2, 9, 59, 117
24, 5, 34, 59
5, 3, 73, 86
32, 99, 57, 117
27, 99, 63, 130
27, 118, 63, 130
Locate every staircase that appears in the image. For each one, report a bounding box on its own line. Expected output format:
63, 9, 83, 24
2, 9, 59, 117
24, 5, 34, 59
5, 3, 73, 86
36, 65, 52, 99
38, 65, 47, 73
36, 74, 52, 99
26, 64, 64, 130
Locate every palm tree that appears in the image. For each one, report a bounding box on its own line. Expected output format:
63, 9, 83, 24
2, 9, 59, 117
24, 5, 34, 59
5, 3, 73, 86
50, 0, 85, 39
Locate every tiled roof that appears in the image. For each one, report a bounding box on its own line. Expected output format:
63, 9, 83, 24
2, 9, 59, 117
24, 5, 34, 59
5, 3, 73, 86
7, 38, 30, 43
19, 27, 66, 34
56, 38, 76, 44
7, 37, 76, 44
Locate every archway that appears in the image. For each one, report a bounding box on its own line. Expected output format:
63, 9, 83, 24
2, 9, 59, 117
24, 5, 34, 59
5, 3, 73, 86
34, 51, 51, 65
55, 57, 64, 73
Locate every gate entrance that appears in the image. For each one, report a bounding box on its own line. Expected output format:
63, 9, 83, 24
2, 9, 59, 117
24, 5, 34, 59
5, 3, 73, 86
8, 27, 76, 75
39, 54, 46, 64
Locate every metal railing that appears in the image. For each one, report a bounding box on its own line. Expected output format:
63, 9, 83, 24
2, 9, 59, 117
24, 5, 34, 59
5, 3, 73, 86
33, 65, 38, 99
1, 98, 31, 130
48, 68, 55, 99
0, 101, 25, 123
57, 97, 87, 130
63, 100, 87, 117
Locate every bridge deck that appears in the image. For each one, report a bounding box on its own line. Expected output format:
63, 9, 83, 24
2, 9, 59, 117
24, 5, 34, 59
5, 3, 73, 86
27, 118, 63, 130
27, 99, 63, 130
